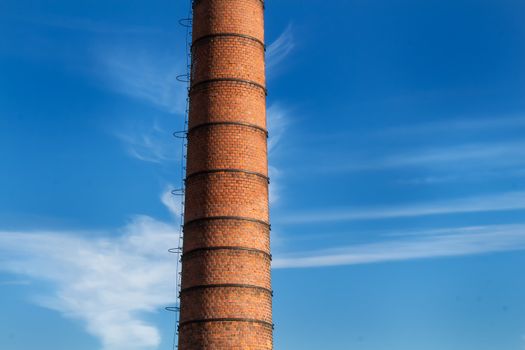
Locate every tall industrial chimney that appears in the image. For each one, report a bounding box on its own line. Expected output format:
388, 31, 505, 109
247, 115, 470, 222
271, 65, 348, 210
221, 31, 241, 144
178, 0, 273, 348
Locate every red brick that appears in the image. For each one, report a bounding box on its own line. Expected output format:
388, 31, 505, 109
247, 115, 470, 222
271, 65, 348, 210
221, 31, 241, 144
179, 0, 272, 348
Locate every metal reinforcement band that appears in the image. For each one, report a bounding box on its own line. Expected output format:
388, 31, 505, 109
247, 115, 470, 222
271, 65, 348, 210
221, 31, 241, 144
182, 246, 272, 260
186, 169, 269, 182
191, 78, 267, 95
192, 0, 265, 9
192, 33, 265, 50
179, 318, 274, 329
184, 216, 270, 228
188, 121, 268, 136
181, 283, 273, 295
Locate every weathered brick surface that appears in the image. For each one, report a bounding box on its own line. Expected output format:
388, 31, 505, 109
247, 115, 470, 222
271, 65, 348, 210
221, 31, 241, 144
180, 287, 272, 322
183, 219, 270, 253
186, 124, 268, 175
179, 0, 272, 348
192, 37, 265, 85
182, 249, 272, 289
179, 322, 273, 350
184, 172, 269, 222
189, 82, 266, 129
192, 0, 264, 42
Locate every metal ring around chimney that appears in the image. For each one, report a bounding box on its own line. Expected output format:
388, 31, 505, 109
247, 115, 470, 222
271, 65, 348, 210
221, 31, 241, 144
190, 78, 267, 95
182, 246, 272, 260
179, 318, 274, 329
180, 284, 273, 296
184, 216, 270, 229
192, 33, 265, 50
188, 121, 268, 136
185, 169, 269, 183
192, 0, 265, 9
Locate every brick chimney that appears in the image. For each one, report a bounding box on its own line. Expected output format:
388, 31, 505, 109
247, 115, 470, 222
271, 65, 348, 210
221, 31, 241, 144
178, 0, 273, 348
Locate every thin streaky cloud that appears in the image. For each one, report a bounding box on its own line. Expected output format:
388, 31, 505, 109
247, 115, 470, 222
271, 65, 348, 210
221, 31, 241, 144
397, 175, 460, 185
380, 115, 525, 137
96, 46, 186, 114
273, 224, 525, 269
314, 115, 525, 143
161, 183, 182, 218
266, 24, 295, 75
11, 14, 162, 34
280, 191, 525, 224
267, 103, 292, 205
102, 47, 187, 163
385, 142, 525, 168
268, 165, 281, 205
0, 279, 31, 286
115, 121, 178, 164
267, 103, 290, 153
322, 141, 525, 173
399, 167, 525, 186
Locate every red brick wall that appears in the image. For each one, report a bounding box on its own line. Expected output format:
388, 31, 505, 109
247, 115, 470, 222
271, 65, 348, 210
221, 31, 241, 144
186, 125, 268, 175
178, 0, 273, 348
189, 82, 266, 128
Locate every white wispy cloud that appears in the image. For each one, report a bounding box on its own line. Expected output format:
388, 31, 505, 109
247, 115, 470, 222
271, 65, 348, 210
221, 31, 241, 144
273, 224, 525, 268
15, 14, 162, 34
267, 103, 292, 204
327, 141, 525, 173
381, 115, 525, 137
280, 191, 525, 224
312, 115, 525, 184
268, 165, 281, 205
399, 167, 525, 185
115, 119, 178, 164
397, 175, 461, 185
96, 47, 187, 114
265, 23, 296, 203
385, 142, 525, 169
0, 190, 179, 350
266, 24, 295, 75
99, 47, 183, 166
267, 103, 290, 154
0, 279, 31, 286
160, 184, 182, 217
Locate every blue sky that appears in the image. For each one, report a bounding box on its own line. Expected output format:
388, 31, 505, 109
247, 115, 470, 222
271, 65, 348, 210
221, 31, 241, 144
1, 0, 525, 349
